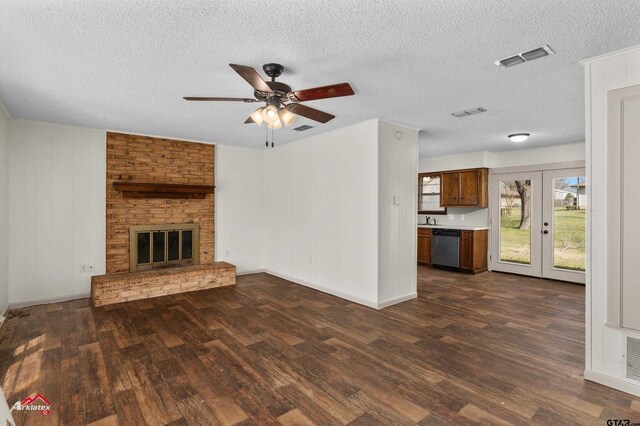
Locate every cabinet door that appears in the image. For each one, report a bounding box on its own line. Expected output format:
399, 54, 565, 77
425, 236, 432, 264
417, 235, 431, 264
459, 170, 479, 206
460, 231, 473, 270
441, 172, 460, 206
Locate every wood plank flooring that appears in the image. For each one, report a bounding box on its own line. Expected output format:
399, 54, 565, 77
1, 266, 639, 425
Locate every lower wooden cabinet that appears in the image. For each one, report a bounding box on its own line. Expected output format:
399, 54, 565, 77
460, 230, 488, 274
417, 227, 487, 273
417, 228, 432, 264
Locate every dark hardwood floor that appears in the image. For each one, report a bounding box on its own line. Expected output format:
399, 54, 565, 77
1, 266, 639, 425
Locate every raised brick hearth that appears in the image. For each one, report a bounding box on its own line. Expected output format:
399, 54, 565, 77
91, 262, 236, 306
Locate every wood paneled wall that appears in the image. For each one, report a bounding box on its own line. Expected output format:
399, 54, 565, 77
106, 132, 215, 273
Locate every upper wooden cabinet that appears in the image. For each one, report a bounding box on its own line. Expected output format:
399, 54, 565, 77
439, 168, 488, 208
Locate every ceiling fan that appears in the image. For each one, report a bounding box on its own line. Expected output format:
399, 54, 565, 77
184, 63, 355, 129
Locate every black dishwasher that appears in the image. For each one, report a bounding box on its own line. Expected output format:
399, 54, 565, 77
431, 228, 461, 270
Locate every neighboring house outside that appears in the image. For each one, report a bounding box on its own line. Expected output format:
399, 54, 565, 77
554, 188, 574, 207
570, 181, 587, 209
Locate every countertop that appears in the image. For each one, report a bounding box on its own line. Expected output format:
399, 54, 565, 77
417, 224, 489, 231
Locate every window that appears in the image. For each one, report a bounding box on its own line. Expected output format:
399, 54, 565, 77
418, 173, 447, 214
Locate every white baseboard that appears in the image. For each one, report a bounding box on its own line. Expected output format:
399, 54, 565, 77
236, 269, 267, 276
263, 270, 379, 309
584, 369, 640, 397
377, 292, 417, 308
9, 292, 91, 310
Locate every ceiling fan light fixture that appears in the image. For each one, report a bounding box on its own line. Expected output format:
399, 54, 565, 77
508, 133, 530, 143
268, 118, 283, 130
278, 108, 297, 127
262, 105, 279, 123
250, 108, 264, 126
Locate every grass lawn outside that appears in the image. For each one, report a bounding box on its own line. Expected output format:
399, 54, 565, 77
499, 207, 586, 271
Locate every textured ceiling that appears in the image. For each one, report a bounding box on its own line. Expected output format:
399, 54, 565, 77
1, 1, 639, 158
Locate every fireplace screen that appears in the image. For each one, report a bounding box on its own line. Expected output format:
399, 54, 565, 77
129, 223, 199, 272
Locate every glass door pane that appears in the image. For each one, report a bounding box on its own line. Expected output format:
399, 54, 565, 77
499, 180, 532, 264
551, 176, 586, 272
137, 232, 151, 264
491, 171, 542, 278
153, 231, 165, 263
182, 230, 193, 259
168, 231, 180, 261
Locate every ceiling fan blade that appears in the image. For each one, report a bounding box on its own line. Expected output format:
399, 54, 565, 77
286, 103, 335, 123
183, 97, 258, 102
229, 64, 273, 93
289, 83, 354, 102
244, 116, 255, 124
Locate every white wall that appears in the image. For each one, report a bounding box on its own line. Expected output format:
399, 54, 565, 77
377, 120, 418, 305
263, 120, 380, 306
0, 105, 9, 315
490, 142, 585, 168
8, 120, 106, 306
420, 151, 489, 173
419, 142, 585, 172
2, 117, 416, 310
417, 142, 585, 228
583, 44, 640, 396
262, 119, 418, 308
214, 145, 265, 274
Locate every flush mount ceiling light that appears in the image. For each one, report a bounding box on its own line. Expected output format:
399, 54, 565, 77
494, 45, 555, 68
508, 133, 530, 142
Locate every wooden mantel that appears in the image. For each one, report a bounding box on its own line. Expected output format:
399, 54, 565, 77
113, 182, 215, 199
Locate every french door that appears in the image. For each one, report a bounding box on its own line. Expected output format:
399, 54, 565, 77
490, 168, 586, 284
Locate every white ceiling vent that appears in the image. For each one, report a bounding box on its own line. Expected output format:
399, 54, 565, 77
627, 337, 640, 382
452, 107, 487, 118
495, 45, 555, 68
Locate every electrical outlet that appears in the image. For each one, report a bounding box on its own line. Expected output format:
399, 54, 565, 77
79, 264, 87, 273
226, 250, 230, 258
460, 214, 465, 221
448, 214, 455, 220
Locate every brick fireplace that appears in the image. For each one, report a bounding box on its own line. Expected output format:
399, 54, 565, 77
105, 132, 215, 273
91, 132, 235, 307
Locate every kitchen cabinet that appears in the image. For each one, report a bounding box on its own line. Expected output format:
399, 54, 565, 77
460, 230, 488, 273
417, 228, 432, 264
418, 227, 488, 273
439, 168, 488, 208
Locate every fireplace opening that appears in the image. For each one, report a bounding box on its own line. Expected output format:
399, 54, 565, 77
129, 223, 200, 272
